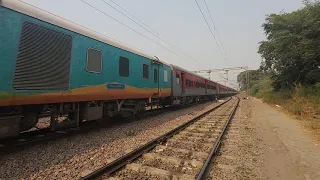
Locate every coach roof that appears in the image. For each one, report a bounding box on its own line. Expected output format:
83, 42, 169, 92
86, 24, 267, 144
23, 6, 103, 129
0, 0, 169, 65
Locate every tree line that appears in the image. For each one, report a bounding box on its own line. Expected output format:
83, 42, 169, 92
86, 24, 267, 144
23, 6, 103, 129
238, 0, 320, 91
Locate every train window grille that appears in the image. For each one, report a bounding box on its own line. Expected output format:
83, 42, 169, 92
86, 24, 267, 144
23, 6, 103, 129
143, 64, 149, 79
164, 70, 168, 82
154, 69, 158, 83
119, 57, 129, 77
13, 22, 72, 90
86, 48, 102, 73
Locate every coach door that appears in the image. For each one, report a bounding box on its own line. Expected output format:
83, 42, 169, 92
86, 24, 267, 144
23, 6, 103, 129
151, 61, 160, 97
205, 80, 208, 94
181, 72, 185, 94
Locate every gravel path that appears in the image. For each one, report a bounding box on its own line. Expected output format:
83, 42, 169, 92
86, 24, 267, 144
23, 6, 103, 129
211, 94, 320, 180
251, 97, 320, 180
0, 101, 224, 180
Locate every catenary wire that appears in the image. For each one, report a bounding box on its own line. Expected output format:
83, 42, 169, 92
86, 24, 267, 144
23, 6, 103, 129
17, 0, 148, 56
194, 0, 227, 61
106, 0, 198, 62
81, 0, 194, 63
203, 0, 228, 60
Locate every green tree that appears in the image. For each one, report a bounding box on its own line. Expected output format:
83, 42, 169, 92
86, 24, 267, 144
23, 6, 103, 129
258, 0, 320, 90
237, 70, 264, 91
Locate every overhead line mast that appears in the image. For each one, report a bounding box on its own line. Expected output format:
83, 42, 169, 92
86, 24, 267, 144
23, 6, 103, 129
192, 66, 249, 91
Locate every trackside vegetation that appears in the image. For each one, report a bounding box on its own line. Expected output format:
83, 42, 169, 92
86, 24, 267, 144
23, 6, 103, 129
238, 0, 320, 138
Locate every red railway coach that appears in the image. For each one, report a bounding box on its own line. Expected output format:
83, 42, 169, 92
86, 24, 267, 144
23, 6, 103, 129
206, 80, 218, 95
170, 65, 217, 105
219, 85, 227, 94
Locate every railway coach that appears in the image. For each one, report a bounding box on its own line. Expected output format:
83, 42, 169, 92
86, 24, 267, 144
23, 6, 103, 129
170, 65, 219, 105
0, 0, 237, 140
0, 0, 172, 139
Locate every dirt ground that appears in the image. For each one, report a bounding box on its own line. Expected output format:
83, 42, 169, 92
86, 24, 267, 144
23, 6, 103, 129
249, 97, 320, 180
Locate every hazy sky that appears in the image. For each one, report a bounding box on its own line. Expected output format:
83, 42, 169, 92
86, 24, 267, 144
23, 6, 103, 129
23, 0, 304, 88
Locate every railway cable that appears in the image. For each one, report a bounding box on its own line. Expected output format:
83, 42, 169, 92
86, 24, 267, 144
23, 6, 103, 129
194, 0, 227, 61
103, 0, 198, 63
14, 0, 151, 60
203, 0, 228, 60
80, 0, 195, 63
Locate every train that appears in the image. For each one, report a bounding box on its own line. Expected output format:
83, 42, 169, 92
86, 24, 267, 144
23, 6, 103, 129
0, 0, 237, 139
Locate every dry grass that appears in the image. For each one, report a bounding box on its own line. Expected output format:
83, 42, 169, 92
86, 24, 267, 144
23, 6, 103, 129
252, 85, 320, 141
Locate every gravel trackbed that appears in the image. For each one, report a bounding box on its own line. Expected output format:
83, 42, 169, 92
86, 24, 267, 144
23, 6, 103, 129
0, 101, 224, 180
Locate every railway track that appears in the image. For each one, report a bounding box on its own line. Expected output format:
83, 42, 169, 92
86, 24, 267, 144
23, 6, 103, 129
81, 96, 239, 180
0, 100, 216, 155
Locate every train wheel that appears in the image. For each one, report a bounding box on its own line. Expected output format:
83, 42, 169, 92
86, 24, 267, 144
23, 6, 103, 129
20, 111, 39, 131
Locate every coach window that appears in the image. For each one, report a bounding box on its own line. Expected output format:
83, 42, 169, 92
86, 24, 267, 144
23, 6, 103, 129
154, 69, 158, 83
164, 70, 168, 82
143, 64, 149, 79
119, 56, 129, 77
86, 48, 102, 73
176, 74, 180, 85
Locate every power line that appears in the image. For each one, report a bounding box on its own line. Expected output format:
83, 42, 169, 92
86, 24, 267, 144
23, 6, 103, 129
203, 0, 228, 60
107, 0, 198, 62
194, 0, 227, 61
80, 0, 193, 63
17, 0, 147, 55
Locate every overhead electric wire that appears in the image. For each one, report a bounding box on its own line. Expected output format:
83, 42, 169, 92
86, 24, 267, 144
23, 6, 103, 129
80, 0, 194, 62
203, 0, 228, 60
17, 0, 147, 55
194, 0, 227, 61
106, 0, 198, 62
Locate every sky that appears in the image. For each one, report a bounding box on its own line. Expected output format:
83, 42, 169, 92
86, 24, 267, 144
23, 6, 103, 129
23, 0, 304, 89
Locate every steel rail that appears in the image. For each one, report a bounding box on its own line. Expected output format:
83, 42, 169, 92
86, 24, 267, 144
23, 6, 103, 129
196, 96, 240, 180
81, 97, 232, 180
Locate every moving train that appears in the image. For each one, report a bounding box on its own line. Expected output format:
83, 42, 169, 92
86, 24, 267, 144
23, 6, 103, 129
0, 0, 237, 139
